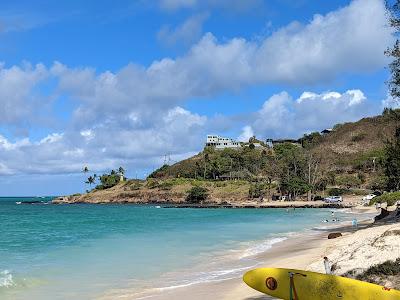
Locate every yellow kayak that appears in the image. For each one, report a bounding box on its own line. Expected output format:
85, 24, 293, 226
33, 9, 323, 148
243, 267, 400, 300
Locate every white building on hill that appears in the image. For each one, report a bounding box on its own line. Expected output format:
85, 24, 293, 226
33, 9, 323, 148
206, 135, 241, 149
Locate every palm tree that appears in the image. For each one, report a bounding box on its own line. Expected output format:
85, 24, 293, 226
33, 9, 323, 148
118, 167, 125, 182
85, 176, 96, 189
82, 166, 89, 192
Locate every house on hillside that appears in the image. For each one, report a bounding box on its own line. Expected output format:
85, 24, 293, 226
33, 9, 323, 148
206, 135, 241, 150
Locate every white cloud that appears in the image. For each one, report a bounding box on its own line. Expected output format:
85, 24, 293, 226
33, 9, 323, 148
237, 125, 254, 142
0, 0, 393, 177
382, 95, 400, 109
157, 13, 209, 46
251, 90, 377, 139
0, 63, 49, 127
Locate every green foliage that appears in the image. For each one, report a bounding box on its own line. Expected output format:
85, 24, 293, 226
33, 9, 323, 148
213, 181, 227, 188
96, 172, 120, 190
385, 1, 400, 101
370, 191, 400, 206
357, 258, 400, 280
385, 127, 400, 190
382, 108, 400, 120
148, 164, 170, 178
327, 188, 348, 196
186, 186, 208, 203
300, 132, 322, 148
248, 183, 264, 198
335, 174, 362, 189
159, 181, 173, 190
129, 182, 142, 191
366, 175, 387, 191
281, 176, 311, 198
352, 149, 385, 171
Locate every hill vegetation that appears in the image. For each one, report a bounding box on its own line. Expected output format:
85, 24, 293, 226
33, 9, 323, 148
56, 109, 400, 205
147, 108, 400, 201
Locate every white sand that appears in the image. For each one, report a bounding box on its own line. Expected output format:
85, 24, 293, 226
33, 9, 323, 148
308, 222, 400, 276
99, 208, 400, 300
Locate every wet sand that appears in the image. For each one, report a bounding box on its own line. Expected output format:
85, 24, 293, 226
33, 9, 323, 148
100, 208, 387, 300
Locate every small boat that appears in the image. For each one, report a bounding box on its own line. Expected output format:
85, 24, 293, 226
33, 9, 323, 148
155, 206, 161, 209
15, 201, 22, 205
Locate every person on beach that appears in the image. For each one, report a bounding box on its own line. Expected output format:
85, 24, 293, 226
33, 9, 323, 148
352, 218, 358, 228
323, 257, 332, 274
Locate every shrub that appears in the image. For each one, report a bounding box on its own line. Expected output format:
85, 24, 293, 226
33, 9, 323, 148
146, 179, 160, 189
130, 182, 142, 191
214, 181, 227, 188
357, 258, 400, 280
159, 181, 173, 190
327, 188, 348, 196
249, 183, 264, 198
335, 174, 362, 189
148, 164, 170, 178
186, 186, 208, 203
351, 133, 367, 142
370, 191, 400, 206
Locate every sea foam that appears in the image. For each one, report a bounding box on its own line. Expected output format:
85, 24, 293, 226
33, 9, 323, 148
0, 270, 14, 288
239, 237, 288, 258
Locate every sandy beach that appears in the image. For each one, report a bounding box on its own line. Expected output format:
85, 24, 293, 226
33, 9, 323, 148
99, 206, 400, 300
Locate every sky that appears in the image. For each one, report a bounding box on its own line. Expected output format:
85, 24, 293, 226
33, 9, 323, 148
0, 0, 397, 195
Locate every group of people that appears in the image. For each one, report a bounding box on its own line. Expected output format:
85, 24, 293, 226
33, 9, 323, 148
322, 211, 341, 223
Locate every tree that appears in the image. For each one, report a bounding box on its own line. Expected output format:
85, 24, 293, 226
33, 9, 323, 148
118, 167, 125, 176
386, 1, 400, 104
96, 171, 120, 190
85, 176, 96, 189
385, 127, 400, 190
82, 166, 89, 191
186, 186, 208, 203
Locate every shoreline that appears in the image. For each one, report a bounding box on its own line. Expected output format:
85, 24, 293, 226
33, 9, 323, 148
99, 210, 376, 300
52, 199, 355, 209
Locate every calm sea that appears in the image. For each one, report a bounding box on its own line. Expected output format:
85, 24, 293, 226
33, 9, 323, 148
0, 197, 353, 299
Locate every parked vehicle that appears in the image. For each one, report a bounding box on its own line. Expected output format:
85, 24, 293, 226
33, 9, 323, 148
324, 196, 343, 203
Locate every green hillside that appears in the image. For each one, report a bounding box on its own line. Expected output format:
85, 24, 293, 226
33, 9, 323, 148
149, 109, 400, 197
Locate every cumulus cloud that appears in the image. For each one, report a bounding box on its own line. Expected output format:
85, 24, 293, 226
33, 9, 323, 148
251, 90, 378, 139
382, 95, 400, 109
157, 13, 209, 46
0, 0, 393, 177
0, 63, 49, 128
238, 125, 254, 142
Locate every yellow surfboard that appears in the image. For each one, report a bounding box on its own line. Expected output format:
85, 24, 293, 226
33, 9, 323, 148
243, 267, 400, 300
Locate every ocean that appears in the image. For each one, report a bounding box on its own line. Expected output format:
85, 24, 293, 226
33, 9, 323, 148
0, 197, 353, 299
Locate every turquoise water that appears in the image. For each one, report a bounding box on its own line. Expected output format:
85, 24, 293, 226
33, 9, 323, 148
0, 198, 351, 299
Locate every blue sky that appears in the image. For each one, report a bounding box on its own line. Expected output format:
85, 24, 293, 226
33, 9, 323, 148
0, 0, 396, 195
